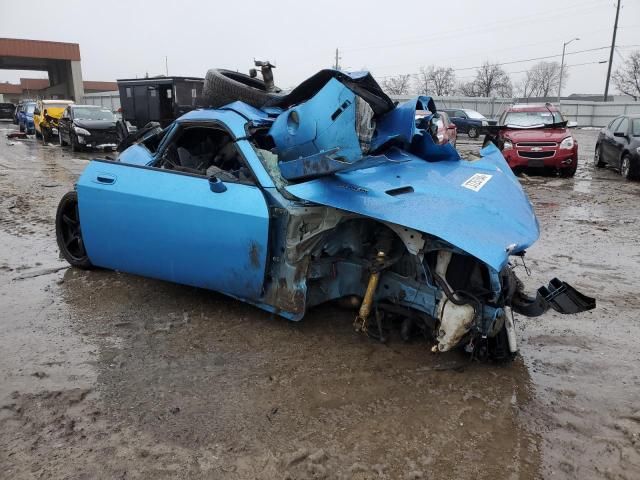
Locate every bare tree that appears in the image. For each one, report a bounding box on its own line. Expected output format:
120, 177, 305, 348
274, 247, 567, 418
457, 81, 479, 97
473, 62, 512, 97
537, 61, 563, 97
381, 74, 412, 95
518, 61, 562, 98
612, 50, 640, 101
416, 66, 456, 95
514, 75, 537, 98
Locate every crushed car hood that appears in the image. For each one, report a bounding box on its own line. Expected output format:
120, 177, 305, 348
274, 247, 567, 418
74, 119, 116, 130
285, 144, 539, 271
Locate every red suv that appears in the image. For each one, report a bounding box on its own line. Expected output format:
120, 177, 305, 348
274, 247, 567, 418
497, 104, 578, 177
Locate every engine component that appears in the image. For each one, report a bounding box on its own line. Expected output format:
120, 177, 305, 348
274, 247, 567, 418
354, 250, 385, 334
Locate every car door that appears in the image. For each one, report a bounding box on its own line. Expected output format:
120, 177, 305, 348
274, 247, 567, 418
59, 107, 71, 142
602, 117, 622, 162
17, 105, 24, 127
453, 110, 468, 133
76, 124, 271, 300
611, 117, 629, 167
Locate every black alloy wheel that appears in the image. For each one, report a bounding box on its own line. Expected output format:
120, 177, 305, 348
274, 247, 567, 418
55, 191, 92, 269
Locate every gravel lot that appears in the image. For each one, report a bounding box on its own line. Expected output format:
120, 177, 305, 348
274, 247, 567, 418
0, 122, 638, 479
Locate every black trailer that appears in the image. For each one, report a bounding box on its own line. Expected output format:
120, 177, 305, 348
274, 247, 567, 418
117, 76, 204, 129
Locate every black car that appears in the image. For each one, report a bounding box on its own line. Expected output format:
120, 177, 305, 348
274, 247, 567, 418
58, 105, 118, 151
595, 114, 640, 180
0, 102, 16, 121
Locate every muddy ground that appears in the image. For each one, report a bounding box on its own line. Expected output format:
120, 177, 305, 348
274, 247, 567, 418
0, 123, 638, 479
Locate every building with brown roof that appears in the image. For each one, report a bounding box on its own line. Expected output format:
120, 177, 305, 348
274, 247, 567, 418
0, 37, 84, 101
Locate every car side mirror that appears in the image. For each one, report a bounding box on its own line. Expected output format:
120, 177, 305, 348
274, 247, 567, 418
209, 176, 227, 193
613, 131, 627, 138
33, 108, 40, 115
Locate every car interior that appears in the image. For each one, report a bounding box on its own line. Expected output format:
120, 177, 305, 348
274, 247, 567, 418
155, 126, 253, 183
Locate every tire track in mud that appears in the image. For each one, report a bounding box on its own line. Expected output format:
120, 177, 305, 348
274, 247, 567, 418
1, 126, 639, 479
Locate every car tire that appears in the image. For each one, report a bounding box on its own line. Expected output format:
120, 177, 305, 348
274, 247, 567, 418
202, 68, 283, 109
560, 160, 578, 178
35, 128, 41, 139
59, 131, 67, 147
41, 128, 49, 145
70, 132, 79, 152
468, 126, 479, 138
19, 124, 24, 133
620, 154, 637, 180
594, 144, 606, 167
55, 191, 93, 269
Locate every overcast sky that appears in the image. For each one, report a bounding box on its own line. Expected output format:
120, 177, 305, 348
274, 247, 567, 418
1, 0, 639, 95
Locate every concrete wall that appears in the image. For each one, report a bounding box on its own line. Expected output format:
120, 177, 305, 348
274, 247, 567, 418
391, 95, 640, 127
40, 59, 84, 101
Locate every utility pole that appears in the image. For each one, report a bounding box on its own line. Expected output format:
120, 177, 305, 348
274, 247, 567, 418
558, 38, 579, 104
165, 56, 169, 76
334, 48, 341, 70
603, 0, 621, 102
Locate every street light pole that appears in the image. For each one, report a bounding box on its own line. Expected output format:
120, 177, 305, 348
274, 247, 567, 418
558, 37, 579, 104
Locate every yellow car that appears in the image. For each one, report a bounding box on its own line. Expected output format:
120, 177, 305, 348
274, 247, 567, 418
34, 99, 74, 143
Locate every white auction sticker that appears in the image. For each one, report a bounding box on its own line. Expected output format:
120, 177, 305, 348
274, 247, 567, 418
461, 173, 493, 192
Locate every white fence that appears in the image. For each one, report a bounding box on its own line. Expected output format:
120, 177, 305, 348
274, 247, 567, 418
82, 91, 120, 111
82, 90, 639, 128
392, 95, 640, 127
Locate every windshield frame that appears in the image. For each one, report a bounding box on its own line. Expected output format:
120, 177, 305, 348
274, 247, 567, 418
72, 106, 116, 122
465, 110, 487, 120
501, 109, 565, 128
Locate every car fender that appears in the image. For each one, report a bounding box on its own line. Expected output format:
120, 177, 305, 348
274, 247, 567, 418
286, 143, 539, 272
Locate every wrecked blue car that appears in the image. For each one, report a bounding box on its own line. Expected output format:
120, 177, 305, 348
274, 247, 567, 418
55, 69, 595, 361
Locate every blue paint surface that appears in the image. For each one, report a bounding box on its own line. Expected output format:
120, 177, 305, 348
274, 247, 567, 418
372, 96, 435, 150
286, 144, 539, 271
77, 160, 270, 299
269, 79, 362, 163
117, 143, 154, 166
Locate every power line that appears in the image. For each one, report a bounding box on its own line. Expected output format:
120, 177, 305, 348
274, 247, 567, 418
342, 0, 609, 54
456, 60, 610, 80
450, 46, 609, 72
374, 44, 640, 80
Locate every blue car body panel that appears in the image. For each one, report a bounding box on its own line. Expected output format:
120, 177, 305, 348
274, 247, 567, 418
285, 144, 539, 272
372, 96, 435, 150
117, 144, 155, 166
76, 160, 270, 300
269, 78, 362, 164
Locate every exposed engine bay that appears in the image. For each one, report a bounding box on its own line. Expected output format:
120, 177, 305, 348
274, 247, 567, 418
258, 205, 594, 362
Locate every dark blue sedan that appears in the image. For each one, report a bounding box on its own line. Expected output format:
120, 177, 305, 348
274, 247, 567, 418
440, 108, 493, 138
